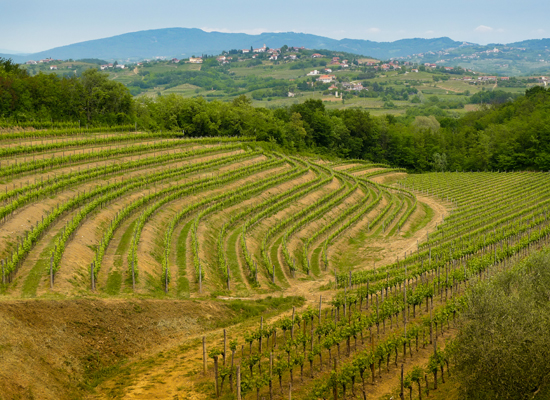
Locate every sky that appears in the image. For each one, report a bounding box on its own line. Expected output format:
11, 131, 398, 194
1, 0, 548, 53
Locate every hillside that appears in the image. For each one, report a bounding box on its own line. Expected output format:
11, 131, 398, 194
401, 39, 550, 76
3, 55, 550, 398
1, 126, 549, 398
4, 28, 463, 62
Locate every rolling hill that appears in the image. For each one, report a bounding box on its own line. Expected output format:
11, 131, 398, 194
3, 28, 463, 62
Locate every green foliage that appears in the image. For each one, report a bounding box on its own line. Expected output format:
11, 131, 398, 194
76, 58, 109, 65
450, 251, 550, 399
0, 63, 132, 124
469, 89, 521, 105
208, 348, 222, 359
4, 58, 550, 172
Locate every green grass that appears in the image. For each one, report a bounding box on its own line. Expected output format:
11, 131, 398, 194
104, 271, 122, 296
269, 236, 290, 286
225, 228, 247, 290
216, 295, 305, 327
104, 220, 136, 295
404, 201, 434, 238
21, 229, 64, 297
310, 246, 323, 276
106, 58, 521, 114
175, 220, 192, 297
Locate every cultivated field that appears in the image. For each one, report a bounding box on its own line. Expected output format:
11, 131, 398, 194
1, 127, 548, 399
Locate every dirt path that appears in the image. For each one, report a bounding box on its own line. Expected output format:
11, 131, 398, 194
88, 281, 458, 400
354, 194, 449, 271
436, 85, 462, 93
273, 178, 451, 303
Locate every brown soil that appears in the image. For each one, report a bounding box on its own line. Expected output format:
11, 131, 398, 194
0, 298, 229, 400
0, 132, 139, 149
128, 155, 268, 294
332, 192, 449, 273
0, 149, 245, 286
8, 206, 84, 298
194, 162, 285, 292
0, 139, 456, 400
332, 163, 362, 171
241, 169, 319, 274
266, 176, 342, 285
214, 169, 316, 289
288, 184, 364, 269
370, 172, 407, 184
352, 167, 388, 176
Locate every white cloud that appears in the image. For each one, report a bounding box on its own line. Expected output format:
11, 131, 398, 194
532, 28, 545, 35
474, 25, 493, 33
425, 30, 435, 35
368, 27, 381, 33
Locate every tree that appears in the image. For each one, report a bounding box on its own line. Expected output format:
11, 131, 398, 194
0, 58, 27, 76
413, 116, 440, 133
77, 68, 133, 123
450, 251, 550, 399
433, 153, 447, 172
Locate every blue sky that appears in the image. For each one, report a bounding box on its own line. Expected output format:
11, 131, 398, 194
1, 0, 548, 53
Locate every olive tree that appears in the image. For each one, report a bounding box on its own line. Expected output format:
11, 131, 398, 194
450, 252, 550, 399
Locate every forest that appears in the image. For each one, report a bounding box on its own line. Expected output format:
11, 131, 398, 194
2, 57, 550, 171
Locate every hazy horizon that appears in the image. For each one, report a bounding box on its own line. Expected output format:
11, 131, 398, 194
1, 0, 548, 54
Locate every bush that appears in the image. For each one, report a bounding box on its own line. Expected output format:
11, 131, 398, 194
451, 251, 550, 399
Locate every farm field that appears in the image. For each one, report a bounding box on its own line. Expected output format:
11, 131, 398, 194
1, 127, 550, 399
22, 56, 537, 118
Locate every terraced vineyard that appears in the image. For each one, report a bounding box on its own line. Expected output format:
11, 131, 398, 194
182, 171, 550, 400
0, 127, 420, 300
3, 127, 548, 399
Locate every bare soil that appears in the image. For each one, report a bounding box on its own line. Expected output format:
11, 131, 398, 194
0, 298, 230, 400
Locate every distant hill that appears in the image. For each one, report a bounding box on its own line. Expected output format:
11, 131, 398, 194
7, 28, 465, 62
0, 48, 27, 55
505, 38, 550, 50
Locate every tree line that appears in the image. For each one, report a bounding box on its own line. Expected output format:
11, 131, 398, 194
0, 58, 133, 125
2, 58, 550, 172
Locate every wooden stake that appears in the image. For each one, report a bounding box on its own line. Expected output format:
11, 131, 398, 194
223, 329, 227, 365
91, 261, 95, 291
214, 356, 219, 398
199, 261, 202, 293
50, 255, 54, 288
319, 295, 322, 324
131, 257, 135, 291
400, 364, 405, 400
260, 317, 263, 353
202, 336, 207, 376
236, 366, 241, 400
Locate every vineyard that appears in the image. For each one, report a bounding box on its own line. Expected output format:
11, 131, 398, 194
0, 126, 419, 299
1, 126, 549, 399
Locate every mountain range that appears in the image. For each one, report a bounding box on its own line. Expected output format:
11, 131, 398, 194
1, 28, 464, 63
2, 28, 549, 76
